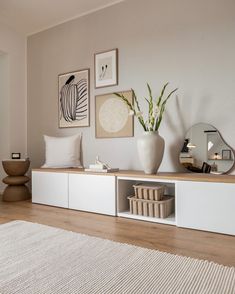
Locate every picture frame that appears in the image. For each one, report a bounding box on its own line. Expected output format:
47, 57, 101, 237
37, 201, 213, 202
95, 90, 133, 138
11, 153, 21, 160
222, 149, 231, 160
94, 48, 118, 88
58, 69, 90, 128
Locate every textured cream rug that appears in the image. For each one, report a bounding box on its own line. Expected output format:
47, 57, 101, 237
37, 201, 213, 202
0, 221, 234, 294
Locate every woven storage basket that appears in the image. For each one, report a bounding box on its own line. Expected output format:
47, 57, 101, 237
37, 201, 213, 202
128, 195, 174, 218
133, 184, 165, 201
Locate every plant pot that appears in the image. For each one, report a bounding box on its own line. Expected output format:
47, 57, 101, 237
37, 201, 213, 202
137, 131, 165, 174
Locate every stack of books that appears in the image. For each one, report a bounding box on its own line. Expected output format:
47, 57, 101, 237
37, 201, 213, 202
85, 164, 119, 173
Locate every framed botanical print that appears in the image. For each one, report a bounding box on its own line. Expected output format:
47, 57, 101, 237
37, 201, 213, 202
94, 48, 118, 88
58, 69, 90, 128
95, 90, 133, 138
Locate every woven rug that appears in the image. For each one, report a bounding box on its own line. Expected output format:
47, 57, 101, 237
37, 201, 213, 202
0, 221, 234, 294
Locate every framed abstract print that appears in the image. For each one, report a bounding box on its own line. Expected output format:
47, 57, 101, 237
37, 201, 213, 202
94, 49, 118, 88
59, 69, 90, 128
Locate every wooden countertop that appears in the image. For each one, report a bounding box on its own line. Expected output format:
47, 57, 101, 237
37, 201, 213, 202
116, 170, 235, 183
32, 168, 235, 183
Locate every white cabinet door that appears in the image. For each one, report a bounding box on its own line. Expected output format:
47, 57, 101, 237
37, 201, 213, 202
176, 181, 235, 235
32, 171, 68, 208
69, 174, 116, 216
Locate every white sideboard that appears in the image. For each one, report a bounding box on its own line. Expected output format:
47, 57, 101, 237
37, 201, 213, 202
32, 171, 69, 208
69, 173, 116, 215
177, 181, 235, 235
32, 169, 235, 236
33, 170, 116, 216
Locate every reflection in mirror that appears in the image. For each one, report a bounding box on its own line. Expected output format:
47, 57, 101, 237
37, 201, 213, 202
179, 123, 234, 174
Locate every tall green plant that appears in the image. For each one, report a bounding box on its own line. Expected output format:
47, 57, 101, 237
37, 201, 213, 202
114, 83, 178, 132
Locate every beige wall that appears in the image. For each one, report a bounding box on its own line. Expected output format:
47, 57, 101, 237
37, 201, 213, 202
0, 53, 10, 192
0, 23, 27, 192
27, 0, 235, 172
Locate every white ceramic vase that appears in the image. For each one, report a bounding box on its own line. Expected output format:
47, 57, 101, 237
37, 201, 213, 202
137, 131, 165, 174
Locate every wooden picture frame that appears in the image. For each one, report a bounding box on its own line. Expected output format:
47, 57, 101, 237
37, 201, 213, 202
222, 149, 231, 160
58, 69, 90, 128
95, 90, 133, 138
94, 49, 118, 88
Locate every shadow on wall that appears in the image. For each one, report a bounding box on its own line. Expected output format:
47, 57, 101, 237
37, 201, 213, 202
165, 95, 188, 172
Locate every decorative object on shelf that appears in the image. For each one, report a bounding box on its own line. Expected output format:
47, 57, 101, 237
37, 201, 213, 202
133, 184, 165, 201
222, 149, 231, 160
201, 162, 211, 173
211, 162, 218, 172
11, 152, 21, 159
128, 195, 174, 218
114, 83, 178, 174
137, 131, 165, 174
179, 123, 235, 174
94, 48, 118, 88
58, 69, 90, 128
181, 139, 189, 153
84, 168, 119, 173
85, 156, 119, 173
92, 155, 110, 169
95, 91, 133, 138
128, 183, 174, 219
2, 158, 30, 201
213, 152, 221, 160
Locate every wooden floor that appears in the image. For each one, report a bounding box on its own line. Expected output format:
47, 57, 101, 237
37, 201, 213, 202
0, 199, 235, 267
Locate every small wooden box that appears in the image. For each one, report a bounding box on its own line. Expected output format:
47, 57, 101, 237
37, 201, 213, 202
128, 195, 174, 219
133, 184, 165, 201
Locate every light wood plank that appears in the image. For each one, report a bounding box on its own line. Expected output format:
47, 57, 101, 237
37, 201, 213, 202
0, 199, 235, 267
32, 168, 235, 183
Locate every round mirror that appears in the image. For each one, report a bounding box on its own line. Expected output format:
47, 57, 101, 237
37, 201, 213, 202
179, 123, 234, 174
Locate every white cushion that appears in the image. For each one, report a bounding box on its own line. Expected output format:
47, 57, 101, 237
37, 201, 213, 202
41, 134, 82, 168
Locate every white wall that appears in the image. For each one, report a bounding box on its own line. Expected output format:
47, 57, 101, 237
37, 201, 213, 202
0, 23, 27, 192
27, 0, 235, 173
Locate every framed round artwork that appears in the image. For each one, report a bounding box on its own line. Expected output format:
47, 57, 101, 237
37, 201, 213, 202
95, 90, 133, 138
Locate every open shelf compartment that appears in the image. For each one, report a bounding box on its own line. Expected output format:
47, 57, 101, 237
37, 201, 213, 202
117, 176, 176, 225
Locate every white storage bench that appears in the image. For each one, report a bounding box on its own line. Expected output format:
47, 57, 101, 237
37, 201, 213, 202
32, 169, 116, 216
32, 169, 235, 235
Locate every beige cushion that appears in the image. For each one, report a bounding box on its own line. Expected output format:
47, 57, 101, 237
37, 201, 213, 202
42, 134, 82, 168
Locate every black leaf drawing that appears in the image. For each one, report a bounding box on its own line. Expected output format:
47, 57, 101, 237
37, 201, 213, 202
60, 75, 88, 122
99, 64, 108, 80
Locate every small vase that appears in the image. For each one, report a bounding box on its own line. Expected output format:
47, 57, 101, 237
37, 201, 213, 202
137, 131, 165, 174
